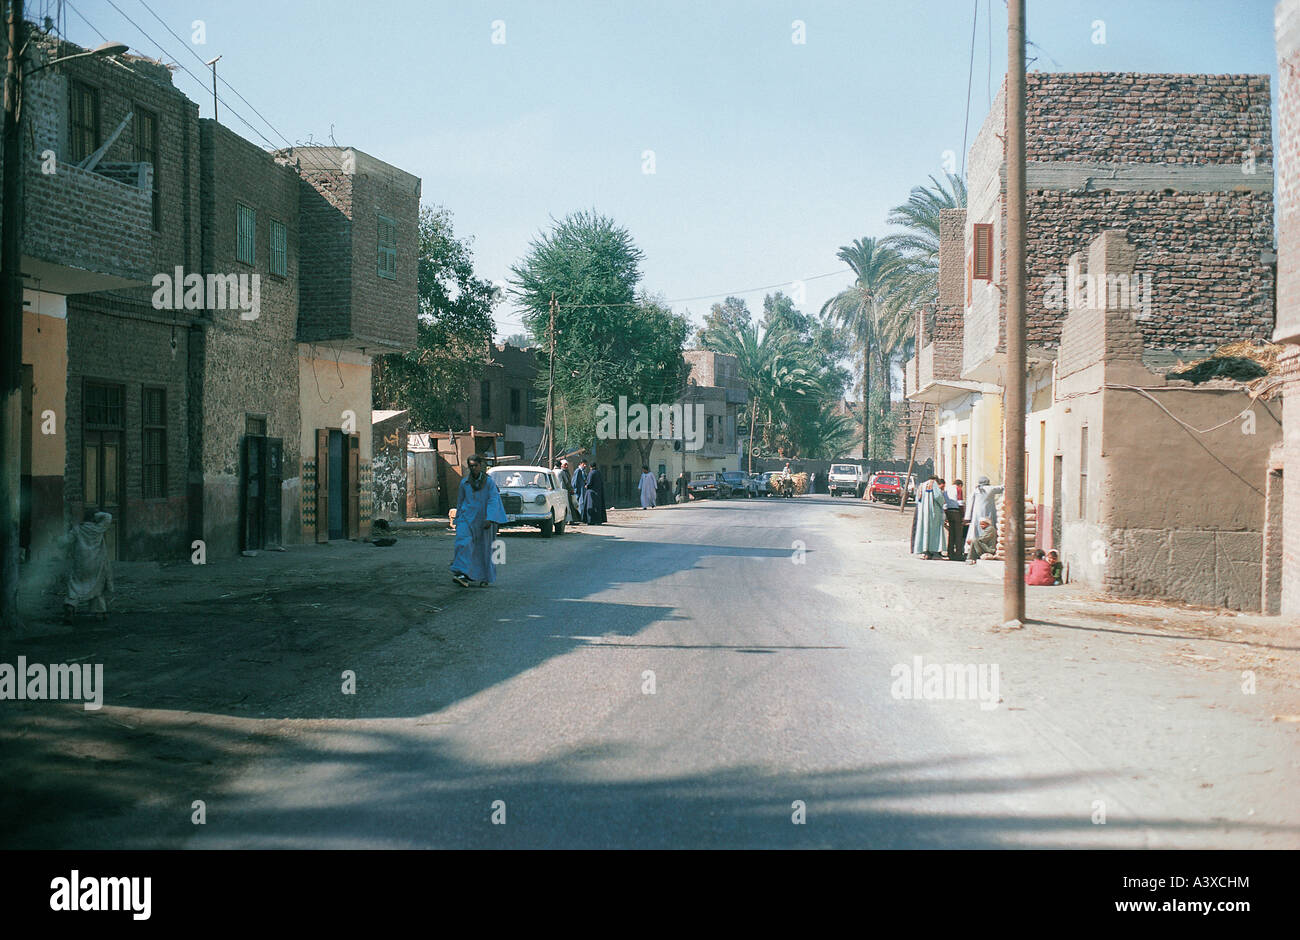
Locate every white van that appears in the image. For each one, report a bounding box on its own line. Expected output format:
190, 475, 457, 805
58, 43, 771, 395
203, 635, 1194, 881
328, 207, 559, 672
828, 463, 866, 498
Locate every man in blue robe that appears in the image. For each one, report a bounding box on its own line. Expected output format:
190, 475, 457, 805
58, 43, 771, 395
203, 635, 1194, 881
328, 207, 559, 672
450, 454, 508, 586
581, 463, 607, 525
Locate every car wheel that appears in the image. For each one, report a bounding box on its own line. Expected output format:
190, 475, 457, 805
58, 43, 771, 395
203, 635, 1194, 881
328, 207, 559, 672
555, 514, 566, 535
541, 513, 555, 538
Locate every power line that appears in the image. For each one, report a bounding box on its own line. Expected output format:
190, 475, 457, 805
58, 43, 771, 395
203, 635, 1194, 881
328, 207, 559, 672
960, 0, 978, 179
135, 0, 330, 168
79, 0, 339, 178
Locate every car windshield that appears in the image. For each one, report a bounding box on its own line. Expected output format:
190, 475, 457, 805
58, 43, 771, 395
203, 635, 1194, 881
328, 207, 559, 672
693, 473, 716, 482
723, 472, 744, 480
489, 469, 550, 488
878, 475, 898, 484
831, 464, 856, 474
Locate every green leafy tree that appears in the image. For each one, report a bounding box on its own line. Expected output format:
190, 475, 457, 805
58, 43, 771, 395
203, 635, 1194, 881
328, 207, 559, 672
373, 205, 499, 429
693, 296, 752, 349
508, 211, 688, 461
884, 172, 967, 311
819, 237, 906, 460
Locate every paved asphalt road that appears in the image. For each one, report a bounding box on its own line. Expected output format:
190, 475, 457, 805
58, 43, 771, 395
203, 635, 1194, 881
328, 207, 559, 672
178, 495, 1298, 849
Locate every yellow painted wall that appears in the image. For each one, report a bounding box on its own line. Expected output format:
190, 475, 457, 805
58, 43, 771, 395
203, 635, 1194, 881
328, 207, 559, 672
23, 308, 67, 477
298, 352, 373, 461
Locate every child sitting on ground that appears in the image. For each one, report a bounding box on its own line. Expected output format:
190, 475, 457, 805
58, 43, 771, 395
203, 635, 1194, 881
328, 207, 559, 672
1047, 549, 1063, 585
63, 510, 113, 624
1025, 548, 1055, 586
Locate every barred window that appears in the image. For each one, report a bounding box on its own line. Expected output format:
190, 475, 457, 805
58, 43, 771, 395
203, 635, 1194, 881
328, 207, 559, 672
134, 106, 161, 230
377, 214, 397, 279
270, 219, 287, 276
70, 81, 100, 164
237, 203, 256, 265
142, 387, 166, 499
85, 383, 124, 428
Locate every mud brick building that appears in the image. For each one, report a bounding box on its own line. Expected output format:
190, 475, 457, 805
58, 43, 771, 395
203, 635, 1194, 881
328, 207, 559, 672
453, 341, 543, 464
10, 27, 420, 582
907, 70, 1277, 609
1274, 1, 1300, 617
277, 146, 421, 545
11, 33, 199, 566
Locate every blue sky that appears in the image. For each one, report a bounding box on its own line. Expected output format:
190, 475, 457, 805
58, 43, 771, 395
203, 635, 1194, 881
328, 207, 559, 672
67, 0, 1279, 339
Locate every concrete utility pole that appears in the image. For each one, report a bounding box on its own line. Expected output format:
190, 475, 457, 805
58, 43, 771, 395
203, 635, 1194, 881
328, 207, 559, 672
1004, 0, 1028, 623
1, 0, 25, 633
547, 292, 556, 470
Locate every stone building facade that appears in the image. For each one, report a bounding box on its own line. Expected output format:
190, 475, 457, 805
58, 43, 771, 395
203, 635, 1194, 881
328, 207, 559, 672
1274, 1, 1300, 617
11, 28, 420, 582
940, 71, 1274, 573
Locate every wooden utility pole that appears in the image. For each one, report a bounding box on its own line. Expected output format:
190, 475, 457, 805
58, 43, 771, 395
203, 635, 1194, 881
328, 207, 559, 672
1, 0, 25, 633
1004, 0, 1028, 623
547, 292, 556, 469
898, 402, 929, 514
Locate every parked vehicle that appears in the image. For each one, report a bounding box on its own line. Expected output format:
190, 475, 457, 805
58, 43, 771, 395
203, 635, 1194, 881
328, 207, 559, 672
687, 471, 731, 499
747, 473, 768, 497
488, 465, 570, 536
868, 472, 906, 505
828, 462, 866, 498
722, 471, 751, 498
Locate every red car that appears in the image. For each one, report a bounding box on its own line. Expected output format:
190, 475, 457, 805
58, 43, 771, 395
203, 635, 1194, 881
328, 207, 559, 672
868, 473, 905, 504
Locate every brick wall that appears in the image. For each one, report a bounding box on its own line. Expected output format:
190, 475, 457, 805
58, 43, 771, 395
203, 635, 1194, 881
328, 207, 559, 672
287, 147, 420, 352
964, 71, 1274, 377
1025, 72, 1272, 164
65, 295, 190, 561
197, 121, 302, 555
1275, 2, 1300, 617
1026, 189, 1273, 351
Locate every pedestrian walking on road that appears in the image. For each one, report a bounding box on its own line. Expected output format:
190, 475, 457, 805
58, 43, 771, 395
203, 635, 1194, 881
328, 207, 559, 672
912, 476, 946, 559
582, 463, 608, 524
639, 465, 658, 508
63, 509, 114, 623
675, 471, 688, 503
450, 454, 507, 587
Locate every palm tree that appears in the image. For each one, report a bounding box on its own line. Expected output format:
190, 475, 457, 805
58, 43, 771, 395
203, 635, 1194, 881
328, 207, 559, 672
710, 320, 816, 463
820, 237, 905, 460
883, 172, 968, 311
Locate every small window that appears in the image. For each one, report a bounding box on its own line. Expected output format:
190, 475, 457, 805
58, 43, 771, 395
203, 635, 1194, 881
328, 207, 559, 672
245, 414, 267, 437
84, 382, 124, 428
269, 219, 287, 277
70, 81, 101, 164
237, 204, 256, 265
480, 380, 491, 420
706, 415, 714, 443
972, 223, 994, 281
134, 106, 161, 230
142, 387, 166, 499
510, 388, 521, 423
377, 214, 397, 279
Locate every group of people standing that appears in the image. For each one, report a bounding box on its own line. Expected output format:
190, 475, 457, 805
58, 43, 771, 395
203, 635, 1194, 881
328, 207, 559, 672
556, 458, 608, 525
911, 474, 1005, 563
911, 473, 1063, 583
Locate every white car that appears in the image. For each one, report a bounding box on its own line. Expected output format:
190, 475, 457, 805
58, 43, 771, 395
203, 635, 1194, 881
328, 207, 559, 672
488, 465, 571, 537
